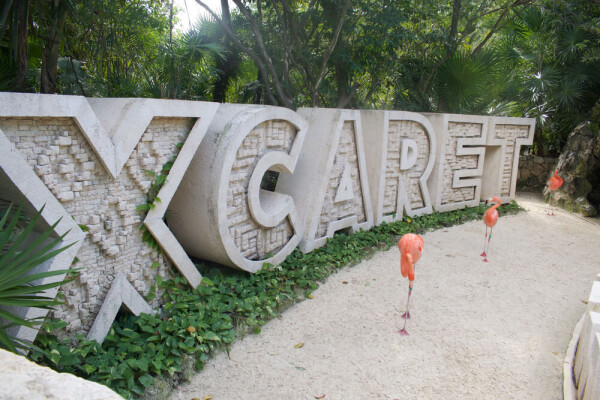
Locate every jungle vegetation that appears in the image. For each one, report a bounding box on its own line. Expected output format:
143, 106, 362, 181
1, 0, 599, 155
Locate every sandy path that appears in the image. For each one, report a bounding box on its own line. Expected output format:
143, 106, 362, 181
172, 194, 600, 400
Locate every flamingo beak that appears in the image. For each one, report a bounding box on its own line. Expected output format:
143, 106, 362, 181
485, 199, 489, 206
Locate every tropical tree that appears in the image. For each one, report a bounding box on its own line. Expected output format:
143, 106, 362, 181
146, 15, 225, 99
497, 3, 600, 155
195, 0, 352, 108
38, 0, 74, 94
389, 0, 536, 112
60, 0, 171, 97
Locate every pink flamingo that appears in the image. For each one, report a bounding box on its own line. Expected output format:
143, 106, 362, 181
398, 233, 424, 336
547, 170, 563, 216
481, 196, 501, 262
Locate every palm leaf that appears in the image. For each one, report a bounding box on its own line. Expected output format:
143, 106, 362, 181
0, 203, 79, 354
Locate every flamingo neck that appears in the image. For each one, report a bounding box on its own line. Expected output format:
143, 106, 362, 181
490, 198, 501, 211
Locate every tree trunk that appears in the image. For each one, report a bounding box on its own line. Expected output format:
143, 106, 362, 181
13, 0, 30, 92
253, 68, 263, 104
333, 33, 351, 108
449, 0, 461, 40
212, 0, 240, 103
534, 125, 544, 156
41, 0, 68, 94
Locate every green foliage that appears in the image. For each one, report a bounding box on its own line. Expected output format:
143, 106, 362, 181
495, 2, 600, 155
2, 0, 599, 155
0, 203, 77, 354
437, 49, 502, 114
28, 201, 520, 398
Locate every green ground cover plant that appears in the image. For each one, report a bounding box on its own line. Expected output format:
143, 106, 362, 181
28, 201, 521, 398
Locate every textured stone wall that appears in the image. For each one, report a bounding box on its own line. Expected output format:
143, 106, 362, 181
0, 116, 191, 334
315, 121, 367, 238
441, 122, 482, 205
492, 124, 531, 196
227, 120, 296, 260
517, 155, 557, 189
383, 120, 430, 215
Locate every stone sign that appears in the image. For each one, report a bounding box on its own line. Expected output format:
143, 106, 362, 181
0, 93, 534, 344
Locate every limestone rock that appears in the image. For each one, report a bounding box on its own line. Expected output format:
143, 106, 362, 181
546, 121, 600, 217
0, 349, 121, 400
575, 196, 598, 217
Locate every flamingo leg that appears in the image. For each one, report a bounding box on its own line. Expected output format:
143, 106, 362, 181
547, 191, 556, 216
401, 287, 412, 320
483, 227, 493, 262
398, 286, 412, 336
481, 226, 488, 258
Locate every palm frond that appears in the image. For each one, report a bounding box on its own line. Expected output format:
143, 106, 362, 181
0, 203, 79, 354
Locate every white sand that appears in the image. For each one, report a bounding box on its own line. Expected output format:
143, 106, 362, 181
172, 194, 600, 400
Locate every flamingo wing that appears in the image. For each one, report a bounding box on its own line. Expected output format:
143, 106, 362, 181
401, 253, 414, 281
483, 209, 498, 227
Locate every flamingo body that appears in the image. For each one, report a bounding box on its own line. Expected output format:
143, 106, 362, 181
483, 206, 499, 228
546, 170, 563, 215
481, 196, 501, 261
398, 234, 424, 282
397, 233, 424, 336
548, 170, 563, 191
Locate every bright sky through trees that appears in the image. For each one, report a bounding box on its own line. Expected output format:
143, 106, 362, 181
174, 0, 234, 31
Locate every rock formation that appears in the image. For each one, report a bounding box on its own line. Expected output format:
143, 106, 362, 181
0, 349, 121, 400
546, 120, 600, 217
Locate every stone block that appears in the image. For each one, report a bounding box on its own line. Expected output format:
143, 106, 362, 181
58, 163, 74, 174
34, 165, 50, 175
106, 246, 120, 257
0, 349, 122, 399
37, 154, 49, 165
57, 191, 74, 201
74, 153, 88, 162
58, 136, 72, 146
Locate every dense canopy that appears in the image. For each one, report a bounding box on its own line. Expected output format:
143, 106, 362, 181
1, 0, 599, 154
